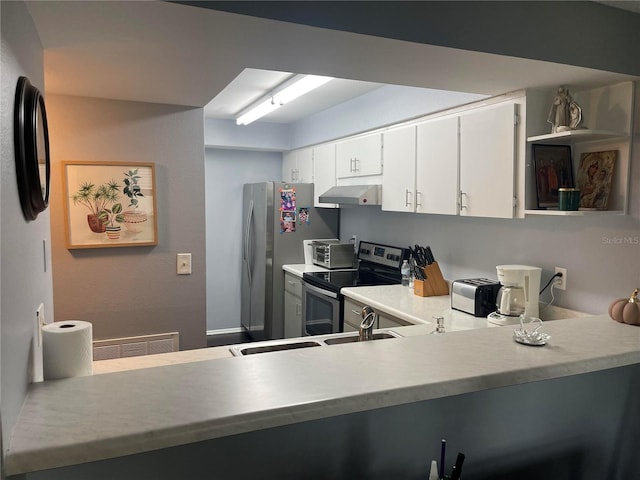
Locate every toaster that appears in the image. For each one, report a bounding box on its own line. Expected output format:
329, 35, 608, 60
451, 278, 501, 317
311, 240, 355, 269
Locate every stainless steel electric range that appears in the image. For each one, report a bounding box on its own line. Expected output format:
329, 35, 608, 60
301, 241, 409, 336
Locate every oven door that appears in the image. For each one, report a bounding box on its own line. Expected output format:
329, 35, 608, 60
301, 281, 342, 336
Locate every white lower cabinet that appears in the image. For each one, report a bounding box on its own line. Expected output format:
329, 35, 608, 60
459, 103, 518, 218
283, 272, 303, 338
343, 297, 411, 332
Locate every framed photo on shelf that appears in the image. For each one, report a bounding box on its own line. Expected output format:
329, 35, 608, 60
576, 150, 617, 210
62, 161, 158, 249
532, 144, 574, 209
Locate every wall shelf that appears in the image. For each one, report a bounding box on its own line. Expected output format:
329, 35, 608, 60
527, 129, 628, 144
524, 82, 634, 216
524, 209, 624, 217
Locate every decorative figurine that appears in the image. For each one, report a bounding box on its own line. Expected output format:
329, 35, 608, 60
548, 87, 583, 133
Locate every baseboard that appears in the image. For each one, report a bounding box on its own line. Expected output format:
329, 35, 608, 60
207, 327, 244, 336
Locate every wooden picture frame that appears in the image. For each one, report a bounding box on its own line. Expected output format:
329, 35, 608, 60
532, 144, 574, 209
63, 161, 158, 249
576, 150, 617, 210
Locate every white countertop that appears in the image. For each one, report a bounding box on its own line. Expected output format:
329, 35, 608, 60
282, 263, 338, 277
7, 315, 640, 476
341, 284, 588, 329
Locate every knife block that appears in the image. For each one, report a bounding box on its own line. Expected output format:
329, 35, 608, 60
414, 262, 449, 297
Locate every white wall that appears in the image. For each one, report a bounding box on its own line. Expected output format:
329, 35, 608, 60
204, 118, 289, 151
288, 84, 487, 148
205, 148, 282, 331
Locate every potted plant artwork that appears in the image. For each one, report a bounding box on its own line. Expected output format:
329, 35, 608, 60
63, 161, 158, 249
71, 180, 121, 233
122, 168, 148, 232
98, 202, 125, 240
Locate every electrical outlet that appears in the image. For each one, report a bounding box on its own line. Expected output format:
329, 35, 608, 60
36, 303, 45, 346
555, 267, 567, 290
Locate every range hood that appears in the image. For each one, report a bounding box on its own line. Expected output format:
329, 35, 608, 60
318, 185, 381, 205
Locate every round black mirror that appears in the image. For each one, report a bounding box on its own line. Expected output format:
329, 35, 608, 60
14, 76, 51, 221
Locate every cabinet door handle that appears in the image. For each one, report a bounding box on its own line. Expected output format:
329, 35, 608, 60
287, 280, 298, 286
351, 309, 361, 316
405, 189, 413, 207
296, 303, 302, 316
354, 157, 359, 172
459, 191, 467, 210
416, 191, 422, 208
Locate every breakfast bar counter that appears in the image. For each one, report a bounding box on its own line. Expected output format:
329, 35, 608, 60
6, 315, 640, 477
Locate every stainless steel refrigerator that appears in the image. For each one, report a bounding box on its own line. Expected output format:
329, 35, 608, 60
242, 182, 339, 340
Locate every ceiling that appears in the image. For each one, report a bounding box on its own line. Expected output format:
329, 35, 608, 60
204, 69, 383, 123
25, 1, 640, 126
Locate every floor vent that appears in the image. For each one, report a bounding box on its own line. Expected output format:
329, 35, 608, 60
93, 332, 179, 361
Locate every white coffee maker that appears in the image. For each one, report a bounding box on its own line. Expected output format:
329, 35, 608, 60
488, 265, 542, 326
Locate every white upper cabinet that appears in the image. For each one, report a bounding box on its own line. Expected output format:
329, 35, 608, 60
381, 126, 416, 212
416, 116, 459, 215
312, 143, 338, 208
459, 103, 518, 218
282, 147, 313, 183
336, 133, 383, 178
282, 150, 297, 183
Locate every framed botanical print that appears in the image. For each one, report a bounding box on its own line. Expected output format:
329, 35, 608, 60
62, 161, 158, 249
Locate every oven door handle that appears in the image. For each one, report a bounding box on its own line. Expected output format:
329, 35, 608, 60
304, 282, 338, 299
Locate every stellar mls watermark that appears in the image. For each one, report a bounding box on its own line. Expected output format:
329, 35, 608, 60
601, 236, 639, 246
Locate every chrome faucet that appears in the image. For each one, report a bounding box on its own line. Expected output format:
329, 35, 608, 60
359, 305, 377, 341
431, 315, 445, 334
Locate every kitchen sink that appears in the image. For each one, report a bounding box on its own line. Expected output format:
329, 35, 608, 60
230, 340, 323, 356
322, 331, 400, 345
229, 331, 402, 356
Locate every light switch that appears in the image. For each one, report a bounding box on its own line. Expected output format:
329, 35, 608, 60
177, 253, 192, 275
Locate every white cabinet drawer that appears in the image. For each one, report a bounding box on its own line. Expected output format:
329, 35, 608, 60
284, 272, 302, 297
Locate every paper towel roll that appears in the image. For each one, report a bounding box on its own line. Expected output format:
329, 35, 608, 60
43, 320, 93, 380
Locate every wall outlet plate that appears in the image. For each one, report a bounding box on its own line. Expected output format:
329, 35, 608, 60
177, 253, 192, 275
555, 267, 567, 290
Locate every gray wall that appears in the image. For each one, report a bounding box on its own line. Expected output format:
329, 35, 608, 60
205, 149, 282, 331
46, 95, 207, 350
0, 0, 53, 460
196, 1, 640, 77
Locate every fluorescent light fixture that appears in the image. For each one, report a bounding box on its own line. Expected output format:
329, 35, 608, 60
236, 98, 279, 126
236, 74, 333, 126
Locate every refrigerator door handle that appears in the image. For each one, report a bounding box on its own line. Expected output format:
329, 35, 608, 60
244, 200, 254, 286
